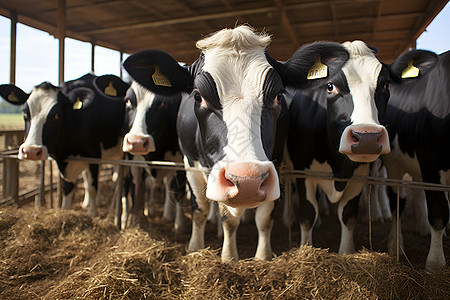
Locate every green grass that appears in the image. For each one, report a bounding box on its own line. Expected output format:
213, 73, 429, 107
0, 113, 25, 130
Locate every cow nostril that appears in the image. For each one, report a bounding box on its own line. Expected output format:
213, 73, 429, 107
143, 139, 149, 148
351, 133, 359, 143
36, 149, 42, 156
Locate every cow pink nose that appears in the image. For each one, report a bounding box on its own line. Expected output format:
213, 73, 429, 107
20, 147, 45, 160
339, 125, 390, 162
216, 162, 276, 208
123, 135, 154, 154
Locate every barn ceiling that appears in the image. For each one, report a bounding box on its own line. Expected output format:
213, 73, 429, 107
0, 0, 447, 64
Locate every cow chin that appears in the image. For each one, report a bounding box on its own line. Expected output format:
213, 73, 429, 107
206, 160, 280, 208
344, 153, 381, 163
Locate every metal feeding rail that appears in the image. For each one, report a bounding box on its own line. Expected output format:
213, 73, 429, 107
3, 151, 450, 193
2, 150, 449, 263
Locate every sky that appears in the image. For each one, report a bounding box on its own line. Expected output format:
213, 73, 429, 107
0, 2, 449, 93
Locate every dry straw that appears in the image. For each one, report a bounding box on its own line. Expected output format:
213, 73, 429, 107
0, 207, 449, 299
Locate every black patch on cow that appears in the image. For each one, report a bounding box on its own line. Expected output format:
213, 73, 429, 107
144, 93, 182, 161
261, 69, 284, 160
195, 72, 221, 110
296, 178, 316, 228
387, 186, 406, 214
374, 66, 391, 124
63, 180, 75, 195
425, 190, 449, 230
342, 195, 360, 226
36, 81, 59, 91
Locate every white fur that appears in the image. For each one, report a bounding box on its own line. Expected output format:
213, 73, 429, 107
188, 26, 278, 261
301, 159, 370, 253
342, 41, 382, 126
123, 82, 156, 152
18, 87, 58, 160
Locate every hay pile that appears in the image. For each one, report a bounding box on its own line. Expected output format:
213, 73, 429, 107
0, 207, 449, 299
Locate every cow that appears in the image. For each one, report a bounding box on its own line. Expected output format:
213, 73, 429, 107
382, 49, 447, 271
0, 73, 129, 217
123, 25, 350, 261
286, 41, 437, 257
121, 80, 187, 230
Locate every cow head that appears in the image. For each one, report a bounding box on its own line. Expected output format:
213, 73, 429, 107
328, 41, 438, 163
124, 25, 349, 208
0, 74, 129, 161
122, 81, 181, 155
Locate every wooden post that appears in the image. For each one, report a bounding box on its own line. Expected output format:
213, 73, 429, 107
119, 51, 123, 79
58, 0, 66, 85
2, 132, 19, 203
91, 42, 95, 74
10, 11, 17, 84
57, 176, 63, 208
36, 160, 45, 208
49, 160, 54, 208
114, 165, 124, 228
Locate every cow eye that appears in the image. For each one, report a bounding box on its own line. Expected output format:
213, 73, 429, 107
327, 83, 339, 95
125, 99, 133, 109
384, 82, 390, 90
274, 93, 283, 107
54, 113, 60, 121
193, 91, 202, 104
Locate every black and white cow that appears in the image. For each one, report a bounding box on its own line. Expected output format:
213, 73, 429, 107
121, 80, 186, 230
0, 74, 129, 216
124, 25, 350, 261
286, 41, 437, 256
382, 49, 447, 271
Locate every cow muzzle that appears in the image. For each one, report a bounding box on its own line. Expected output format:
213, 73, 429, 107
339, 124, 390, 162
18, 145, 48, 160
206, 161, 280, 208
122, 133, 156, 155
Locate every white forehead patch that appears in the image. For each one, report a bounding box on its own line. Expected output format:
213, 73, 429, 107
128, 81, 156, 136
27, 87, 59, 119
197, 26, 273, 162
342, 40, 382, 125
22, 87, 59, 148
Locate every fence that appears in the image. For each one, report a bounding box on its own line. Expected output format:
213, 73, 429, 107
2, 129, 450, 262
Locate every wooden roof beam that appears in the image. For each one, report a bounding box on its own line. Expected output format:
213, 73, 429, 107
80, 6, 277, 35
274, 0, 299, 48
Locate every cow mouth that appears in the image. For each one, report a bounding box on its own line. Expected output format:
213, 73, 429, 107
223, 198, 267, 208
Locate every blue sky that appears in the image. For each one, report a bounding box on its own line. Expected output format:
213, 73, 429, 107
0, 2, 449, 93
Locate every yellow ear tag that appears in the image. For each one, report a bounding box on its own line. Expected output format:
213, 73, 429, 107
307, 55, 328, 80
152, 65, 172, 87
8, 91, 20, 102
401, 60, 419, 78
104, 81, 117, 96
73, 97, 83, 110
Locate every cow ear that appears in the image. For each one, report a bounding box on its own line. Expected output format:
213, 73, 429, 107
277, 42, 350, 89
65, 87, 95, 110
123, 49, 193, 96
0, 84, 29, 105
388, 50, 438, 83
95, 75, 130, 99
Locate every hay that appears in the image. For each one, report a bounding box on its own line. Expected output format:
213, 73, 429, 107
0, 207, 448, 300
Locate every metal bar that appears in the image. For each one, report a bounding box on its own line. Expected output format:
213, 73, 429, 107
2, 151, 450, 193
396, 186, 400, 263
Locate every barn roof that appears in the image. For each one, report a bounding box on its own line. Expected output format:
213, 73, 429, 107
0, 0, 447, 64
